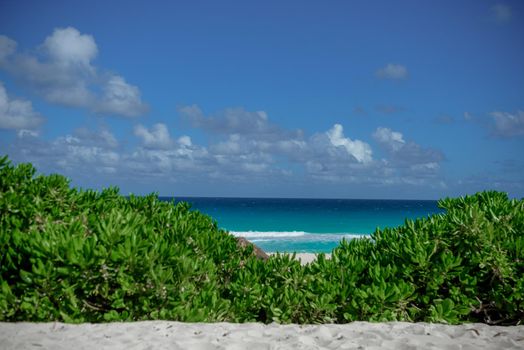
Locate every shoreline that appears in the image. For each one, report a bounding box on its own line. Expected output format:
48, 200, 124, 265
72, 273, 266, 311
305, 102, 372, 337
1, 321, 522, 350
268, 252, 331, 265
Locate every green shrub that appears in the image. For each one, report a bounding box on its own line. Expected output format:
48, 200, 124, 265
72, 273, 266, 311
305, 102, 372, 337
0, 155, 523, 325
313, 190, 524, 325
0, 155, 253, 322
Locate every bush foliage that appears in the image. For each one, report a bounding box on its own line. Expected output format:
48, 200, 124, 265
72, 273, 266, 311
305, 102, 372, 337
1, 156, 523, 324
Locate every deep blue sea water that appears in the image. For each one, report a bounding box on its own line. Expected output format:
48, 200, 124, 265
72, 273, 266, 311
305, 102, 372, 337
159, 197, 443, 253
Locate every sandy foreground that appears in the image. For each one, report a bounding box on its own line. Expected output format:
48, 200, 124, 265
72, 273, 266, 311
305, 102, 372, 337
1, 320, 523, 350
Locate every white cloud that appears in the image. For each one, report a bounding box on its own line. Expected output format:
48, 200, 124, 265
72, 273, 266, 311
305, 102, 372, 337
125, 136, 212, 178
180, 106, 446, 186
179, 105, 294, 140
373, 127, 444, 176
132, 125, 206, 174
97, 76, 147, 117
134, 123, 174, 149
42, 27, 98, 67
275, 139, 307, 155
372, 128, 442, 185
301, 125, 378, 183
0, 35, 17, 61
326, 124, 372, 163
410, 162, 440, 174
7, 107, 447, 190
178, 104, 203, 121
178, 135, 192, 147
0, 28, 147, 117
212, 134, 244, 155
129, 117, 280, 180
242, 162, 268, 173
17, 129, 39, 138
491, 4, 512, 23
0, 82, 44, 130
39, 73, 92, 107
53, 135, 120, 172
375, 63, 408, 80
491, 110, 524, 137
74, 127, 119, 148
14, 127, 121, 175
373, 127, 405, 151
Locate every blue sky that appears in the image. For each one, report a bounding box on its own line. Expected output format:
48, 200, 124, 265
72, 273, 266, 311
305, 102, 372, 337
0, 0, 523, 199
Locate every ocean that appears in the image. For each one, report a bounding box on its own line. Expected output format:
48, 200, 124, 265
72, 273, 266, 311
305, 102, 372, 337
160, 197, 443, 253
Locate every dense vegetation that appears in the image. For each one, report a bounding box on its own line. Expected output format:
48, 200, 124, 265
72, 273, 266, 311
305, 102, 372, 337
1, 156, 523, 325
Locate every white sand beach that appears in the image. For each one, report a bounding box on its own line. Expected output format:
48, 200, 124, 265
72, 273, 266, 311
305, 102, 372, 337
1, 320, 523, 350
269, 253, 332, 265
295, 253, 331, 265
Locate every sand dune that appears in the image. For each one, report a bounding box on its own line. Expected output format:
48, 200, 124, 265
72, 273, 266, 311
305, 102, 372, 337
1, 321, 523, 350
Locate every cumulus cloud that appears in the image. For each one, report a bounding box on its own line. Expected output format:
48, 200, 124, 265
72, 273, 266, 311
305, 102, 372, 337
375, 63, 408, 80
53, 135, 120, 173
400, 144, 444, 169
179, 104, 299, 141
491, 4, 512, 23
124, 121, 214, 178
181, 105, 378, 176
42, 27, 98, 67
0, 27, 147, 117
326, 124, 372, 163
13, 127, 120, 175
74, 127, 119, 148
304, 126, 378, 183
373, 127, 444, 176
490, 110, 524, 137
373, 127, 405, 151
179, 106, 446, 186
134, 123, 174, 149
0, 82, 44, 130
179, 105, 313, 178
125, 142, 211, 177
207, 133, 284, 179
7, 106, 446, 190
96, 75, 147, 117
17, 129, 39, 138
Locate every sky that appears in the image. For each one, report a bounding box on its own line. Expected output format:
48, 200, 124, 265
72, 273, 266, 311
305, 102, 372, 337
0, 0, 523, 199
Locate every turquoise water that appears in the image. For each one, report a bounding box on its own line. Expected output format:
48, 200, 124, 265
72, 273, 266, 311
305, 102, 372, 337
161, 197, 443, 253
